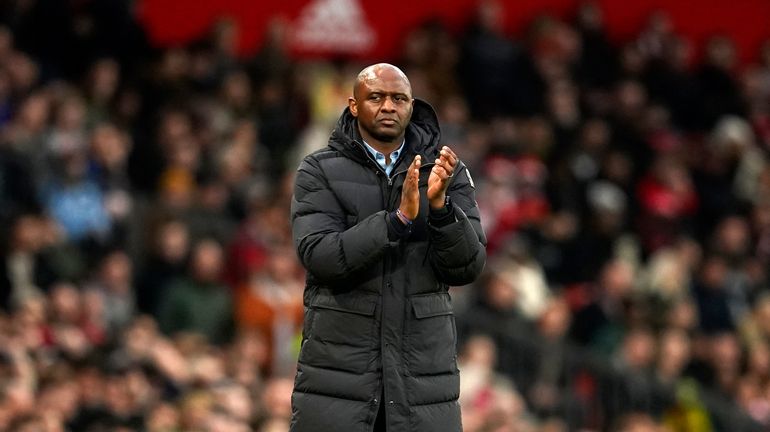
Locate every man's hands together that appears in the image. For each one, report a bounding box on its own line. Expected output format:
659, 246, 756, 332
398, 146, 458, 221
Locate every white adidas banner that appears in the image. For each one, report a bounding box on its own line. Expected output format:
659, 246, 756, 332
291, 0, 377, 54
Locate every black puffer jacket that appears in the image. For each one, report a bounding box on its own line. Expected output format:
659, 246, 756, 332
290, 99, 487, 432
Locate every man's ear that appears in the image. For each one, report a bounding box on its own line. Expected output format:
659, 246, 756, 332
348, 97, 358, 117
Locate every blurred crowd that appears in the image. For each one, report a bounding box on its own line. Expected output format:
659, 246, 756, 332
0, 0, 769, 431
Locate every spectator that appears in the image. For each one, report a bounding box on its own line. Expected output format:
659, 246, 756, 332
41, 148, 112, 247
136, 217, 190, 317
157, 238, 234, 345
87, 122, 134, 240
82, 249, 135, 338
0, 214, 56, 310
234, 245, 303, 376
457, 334, 532, 432
457, 0, 535, 118
693, 35, 747, 131
693, 255, 737, 334
569, 258, 638, 354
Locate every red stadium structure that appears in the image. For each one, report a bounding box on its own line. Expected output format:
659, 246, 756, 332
137, 0, 770, 64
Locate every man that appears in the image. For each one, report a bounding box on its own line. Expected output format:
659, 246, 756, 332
290, 63, 487, 431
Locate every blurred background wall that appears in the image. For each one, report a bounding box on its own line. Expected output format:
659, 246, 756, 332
137, 0, 770, 64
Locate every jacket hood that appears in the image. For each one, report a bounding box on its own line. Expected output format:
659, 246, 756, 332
328, 98, 442, 163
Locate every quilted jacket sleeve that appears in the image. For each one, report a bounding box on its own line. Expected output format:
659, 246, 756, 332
427, 162, 487, 286
291, 156, 393, 284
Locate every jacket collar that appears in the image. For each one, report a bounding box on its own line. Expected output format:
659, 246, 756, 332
328, 98, 442, 166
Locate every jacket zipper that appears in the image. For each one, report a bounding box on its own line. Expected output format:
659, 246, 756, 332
354, 139, 391, 181
361, 139, 392, 431
382, 161, 435, 432
354, 140, 436, 431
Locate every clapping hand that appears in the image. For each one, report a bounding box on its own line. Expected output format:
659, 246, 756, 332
398, 155, 421, 221
427, 146, 457, 209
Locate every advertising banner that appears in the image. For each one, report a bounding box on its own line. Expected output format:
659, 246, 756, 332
137, 0, 770, 63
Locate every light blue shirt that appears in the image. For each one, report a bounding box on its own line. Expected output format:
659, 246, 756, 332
363, 140, 405, 176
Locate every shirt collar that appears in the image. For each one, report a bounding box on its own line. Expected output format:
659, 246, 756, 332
362, 140, 405, 175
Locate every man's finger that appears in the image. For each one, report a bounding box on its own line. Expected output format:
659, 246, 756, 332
440, 146, 457, 160
406, 156, 418, 178
440, 148, 457, 169
436, 158, 455, 178
409, 155, 420, 170
435, 156, 455, 170
432, 166, 450, 181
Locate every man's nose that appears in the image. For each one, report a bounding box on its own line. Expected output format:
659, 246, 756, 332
381, 96, 396, 111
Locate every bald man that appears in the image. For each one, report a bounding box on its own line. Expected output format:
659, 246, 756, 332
290, 63, 486, 432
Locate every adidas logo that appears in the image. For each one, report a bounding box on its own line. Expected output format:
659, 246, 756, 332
291, 0, 376, 54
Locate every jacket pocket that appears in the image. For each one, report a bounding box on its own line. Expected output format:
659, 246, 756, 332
299, 292, 378, 374
404, 292, 457, 376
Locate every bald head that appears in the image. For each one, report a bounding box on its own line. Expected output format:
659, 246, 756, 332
353, 63, 412, 100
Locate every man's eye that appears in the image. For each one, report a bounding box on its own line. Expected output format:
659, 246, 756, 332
370, 95, 381, 102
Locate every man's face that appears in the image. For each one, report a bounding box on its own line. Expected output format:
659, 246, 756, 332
350, 67, 414, 144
